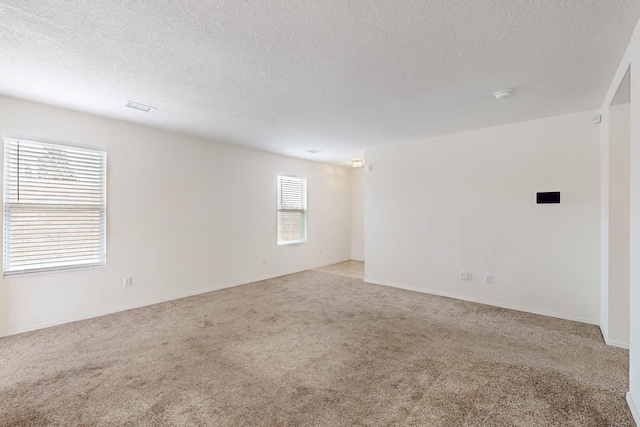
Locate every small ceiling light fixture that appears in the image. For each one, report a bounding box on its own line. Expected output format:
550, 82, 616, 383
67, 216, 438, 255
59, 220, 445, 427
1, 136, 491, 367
307, 149, 322, 154
351, 159, 365, 168
494, 89, 512, 100
125, 101, 156, 112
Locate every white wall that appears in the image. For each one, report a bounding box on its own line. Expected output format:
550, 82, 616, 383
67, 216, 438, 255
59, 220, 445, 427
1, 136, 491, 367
365, 110, 601, 323
601, 102, 630, 348
602, 16, 640, 424
0, 94, 352, 337
350, 167, 365, 261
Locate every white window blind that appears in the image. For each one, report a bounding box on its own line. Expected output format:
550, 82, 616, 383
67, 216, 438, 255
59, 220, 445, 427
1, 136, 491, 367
3, 138, 106, 276
277, 175, 306, 245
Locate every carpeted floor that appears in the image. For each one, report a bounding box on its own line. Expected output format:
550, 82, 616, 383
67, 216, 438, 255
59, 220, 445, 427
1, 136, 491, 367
0, 271, 633, 426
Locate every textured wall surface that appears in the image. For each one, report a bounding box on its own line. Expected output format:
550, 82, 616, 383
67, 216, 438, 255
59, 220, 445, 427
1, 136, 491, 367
0, 1, 638, 164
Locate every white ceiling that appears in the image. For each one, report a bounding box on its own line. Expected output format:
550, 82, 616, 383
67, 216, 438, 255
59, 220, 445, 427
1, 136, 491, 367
0, 1, 638, 166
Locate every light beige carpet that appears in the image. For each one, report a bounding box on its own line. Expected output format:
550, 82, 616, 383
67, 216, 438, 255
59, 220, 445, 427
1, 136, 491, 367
0, 271, 633, 426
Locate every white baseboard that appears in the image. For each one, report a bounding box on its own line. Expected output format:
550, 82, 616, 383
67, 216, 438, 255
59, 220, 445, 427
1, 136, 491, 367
627, 392, 639, 426
0, 271, 296, 338
604, 338, 630, 349
364, 278, 599, 325
599, 325, 630, 349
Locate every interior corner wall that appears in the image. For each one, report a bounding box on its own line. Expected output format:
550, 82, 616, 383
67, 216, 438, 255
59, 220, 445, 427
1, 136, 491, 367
602, 15, 640, 424
599, 102, 632, 349
365, 110, 600, 323
606, 103, 631, 348
631, 61, 640, 427
0, 94, 352, 337
350, 167, 365, 261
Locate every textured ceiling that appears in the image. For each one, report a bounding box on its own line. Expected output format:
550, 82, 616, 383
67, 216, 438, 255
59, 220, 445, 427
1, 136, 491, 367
0, 1, 638, 165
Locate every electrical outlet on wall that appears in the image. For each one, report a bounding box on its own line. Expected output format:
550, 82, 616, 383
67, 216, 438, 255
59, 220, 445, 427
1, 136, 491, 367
459, 271, 472, 281
124, 276, 132, 287
484, 274, 493, 283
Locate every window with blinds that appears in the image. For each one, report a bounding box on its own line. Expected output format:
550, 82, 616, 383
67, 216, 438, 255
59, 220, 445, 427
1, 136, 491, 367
3, 138, 106, 277
277, 175, 307, 245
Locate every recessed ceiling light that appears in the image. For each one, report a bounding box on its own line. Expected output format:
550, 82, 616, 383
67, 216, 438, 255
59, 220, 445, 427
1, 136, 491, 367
125, 101, 156, 112
307, 149, 321, 154
494, 89, 512, 100
351, 159, 364, 168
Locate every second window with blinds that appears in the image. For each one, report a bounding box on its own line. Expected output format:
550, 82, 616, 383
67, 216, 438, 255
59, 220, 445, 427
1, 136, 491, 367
277, 175, 307, 245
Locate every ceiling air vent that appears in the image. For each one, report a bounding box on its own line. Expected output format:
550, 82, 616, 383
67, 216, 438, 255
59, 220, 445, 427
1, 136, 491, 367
125, 101, 156, 112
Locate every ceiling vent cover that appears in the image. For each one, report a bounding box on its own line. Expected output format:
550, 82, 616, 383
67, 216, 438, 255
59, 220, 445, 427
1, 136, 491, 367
125, 101, 156, 112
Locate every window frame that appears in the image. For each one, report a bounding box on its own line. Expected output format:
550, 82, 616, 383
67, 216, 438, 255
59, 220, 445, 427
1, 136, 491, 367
277, 175, 307, 245
3, 136, 107, 277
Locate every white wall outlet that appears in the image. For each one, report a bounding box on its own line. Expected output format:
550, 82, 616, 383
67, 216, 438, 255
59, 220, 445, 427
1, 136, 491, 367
262, 258, 267, 265
484, 274, 493, 283
124, 276, 132, 287
459, 271, 472, 281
